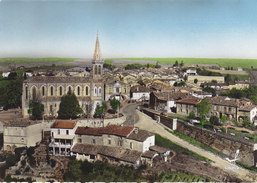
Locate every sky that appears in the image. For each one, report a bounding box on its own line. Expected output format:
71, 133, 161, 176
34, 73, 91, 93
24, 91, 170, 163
0, 0, 257, 59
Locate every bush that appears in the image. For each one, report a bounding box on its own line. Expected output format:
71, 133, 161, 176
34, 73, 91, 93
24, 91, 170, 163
194, 78, 198, 84
188, 111, 195, 119
209, 116, 219, 125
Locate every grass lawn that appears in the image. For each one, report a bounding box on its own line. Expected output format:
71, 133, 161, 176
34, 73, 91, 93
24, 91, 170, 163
165, 129, 224, 158
106, 58, 257, 69
0, 57, 76, 65
155, 134, 212, 162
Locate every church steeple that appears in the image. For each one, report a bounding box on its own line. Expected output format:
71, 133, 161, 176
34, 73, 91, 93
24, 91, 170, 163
92, 33, 103, 79
93, 33, 101, 61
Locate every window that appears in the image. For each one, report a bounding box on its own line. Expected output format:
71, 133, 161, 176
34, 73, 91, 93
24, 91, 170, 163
51, 132, 53, 137
25, 86, 28, 99
51, 86, 54, 96
108, 140, 111, 145
42, 87, 45, 96
95, 88, 97, 96
98, 65, 101, 75
119, 141, 123, 146
130, 142, 133, 149
58, 129, 60, 135
32, 87, 37, 101
66, 130, 69, 135
78, 139, 82, 143
77, 86, 80, 96
116, 88, 119, 93
50, 105, 53, 113
21, 138, 24, 143
59, 87, 63, 96
68, 86, 72, 93
86, 86, 89, 96
124, 88, 126, 93
94, 65, 97, 75
92, 139, 96, 144
98, 88, 101, 95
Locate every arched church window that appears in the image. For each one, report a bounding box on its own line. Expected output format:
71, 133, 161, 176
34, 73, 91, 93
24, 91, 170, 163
69, 86, 72, 93
32, 87, 37, 101
98, 87, 101, 95
86, 86, 89, 96
25, 86, 28, 99
77, 86, 80, 96
42, 87, 45, 96
95, 88, 97, 96
98, 65, 101, 75
51, 86, 54, 96
59, 87, 63, 96
94, 65, 97, 75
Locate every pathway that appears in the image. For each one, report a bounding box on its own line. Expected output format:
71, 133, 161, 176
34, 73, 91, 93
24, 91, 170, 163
122, 103, 139, 126
136, 111, 257, 182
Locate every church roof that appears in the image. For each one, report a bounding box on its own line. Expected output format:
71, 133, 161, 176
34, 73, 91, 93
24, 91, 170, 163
93, 34, 102, 61
24, 76, 93, 83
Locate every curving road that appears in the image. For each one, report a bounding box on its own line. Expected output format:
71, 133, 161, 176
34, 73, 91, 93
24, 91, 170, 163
136, 111, 257, 182
122, 103, 139, 126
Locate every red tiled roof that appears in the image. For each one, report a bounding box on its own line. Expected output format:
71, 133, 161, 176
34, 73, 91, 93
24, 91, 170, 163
75, 125, 134, 137
75, 127, 102, 136
176, 98, 201, 105
51, 120, 76, 129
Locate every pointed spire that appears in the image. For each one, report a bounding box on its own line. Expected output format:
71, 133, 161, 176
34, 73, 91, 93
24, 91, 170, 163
93, 33, 101, 61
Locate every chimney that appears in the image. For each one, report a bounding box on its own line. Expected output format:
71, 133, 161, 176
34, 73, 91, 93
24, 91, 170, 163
134, 128, 139, 134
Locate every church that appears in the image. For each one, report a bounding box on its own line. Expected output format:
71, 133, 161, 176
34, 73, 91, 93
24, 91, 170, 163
22, 35, 129, 118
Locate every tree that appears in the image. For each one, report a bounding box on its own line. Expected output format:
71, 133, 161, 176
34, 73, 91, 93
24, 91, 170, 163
174, 60, 178, 67
210, 116, 219, 125
94, 102, 106, 118
194, 78, 198, 84
110, 98, 120, 113
29, 101, 44, 120
220, 115, 227, 123
196, 99, 211, 126
183, 75, 188, 81
8, 72, 18, 80
58, 92, 83, 119
188, 111, 195, 119
173, 82, 178, 86
180, 60, 184, 67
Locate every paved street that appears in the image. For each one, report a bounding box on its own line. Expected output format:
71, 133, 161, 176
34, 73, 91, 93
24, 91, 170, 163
122, 103, 139, 126
136, 111, 257, 182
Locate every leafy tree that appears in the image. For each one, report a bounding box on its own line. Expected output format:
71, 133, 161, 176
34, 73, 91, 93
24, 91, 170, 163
188, 111, 195, 119
211, 80, 217, 83
173, 82, 178, 86
209, 116, 219, 125
29, 101, 44, 120
173, 60, 178, 66
180, 60, 184, 67
110, 98, 120, 113
194, 78, 198, 84
8, 72, 17, 80
103, 63, 116, 70
228, 88, 244, 98
203, 86, 216, 96
58, 92, 83, 119
177, 81, 186, 86
220, 115, 227, 123
225, 74, 232, 82
196, 99, 211, 126
94, 102, 107, 118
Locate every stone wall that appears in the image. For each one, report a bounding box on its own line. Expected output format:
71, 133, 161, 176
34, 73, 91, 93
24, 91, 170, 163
141, 108, 256, 166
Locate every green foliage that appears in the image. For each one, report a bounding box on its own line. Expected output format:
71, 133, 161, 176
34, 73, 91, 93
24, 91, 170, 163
29, 101, 44, 120
94, 102, 107, 118
166, 130, 224, 158
202, 86, 216, 95
58, 92, 83, 119
236, 162, 257, 172
63, 158, 143, 182
175, 81, 186, 86
209, 116, 219, 125
155, 134, 211, 162
173, 60, 179, 66
242, 116, 254, 130
168, 115, 189, 121
103, 63, 116, 70
194, 78, 198, 84
0, 78, 23, 109
196, 99, 211, 124
26, 147, 35, 166
124, 63, 145, 70
188, 111, 195, 119
220, 115, 227, 123
158, 171, 211, 182
197, 69, 222, 76
7, 72, 18, 80
110, 98, 120, 112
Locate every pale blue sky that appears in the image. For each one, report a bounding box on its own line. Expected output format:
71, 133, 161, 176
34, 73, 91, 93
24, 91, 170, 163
0, 0, 257, 58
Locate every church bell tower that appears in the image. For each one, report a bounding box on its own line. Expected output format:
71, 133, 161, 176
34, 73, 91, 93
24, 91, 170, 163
92, 34, 103, 79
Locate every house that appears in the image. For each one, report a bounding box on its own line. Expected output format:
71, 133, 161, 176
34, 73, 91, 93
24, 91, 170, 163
206, 96, 257, 122
176, 98, 201, 116
184, 68, 197, 76
130, 85, 151, 101
2, 72, 10, 78
49, 120, 78, 156
149, 91, 189, 113
71, 125, 169, 167
104, 79, 130, 101
3, 119, 53, 151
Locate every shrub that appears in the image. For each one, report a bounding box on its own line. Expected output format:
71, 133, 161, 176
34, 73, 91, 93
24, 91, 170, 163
209, 116, 219, 125
188, 111, 195, 119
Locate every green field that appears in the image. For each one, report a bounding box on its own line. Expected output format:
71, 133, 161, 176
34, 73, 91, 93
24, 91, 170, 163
0, 57, 76, 65
105, 58, 257, 69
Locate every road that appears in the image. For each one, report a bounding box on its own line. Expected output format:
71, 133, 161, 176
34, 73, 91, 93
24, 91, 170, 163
136, 111, 257, 182
121, 103, 139, 126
